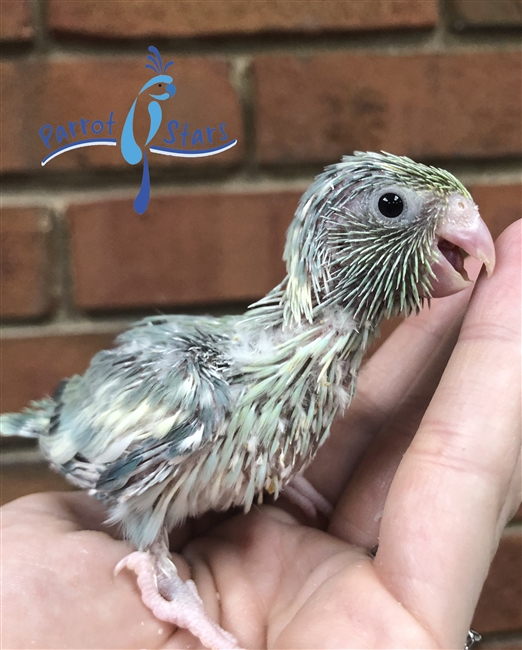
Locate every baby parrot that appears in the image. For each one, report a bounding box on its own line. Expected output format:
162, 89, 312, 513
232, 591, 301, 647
1, 152, 495, 649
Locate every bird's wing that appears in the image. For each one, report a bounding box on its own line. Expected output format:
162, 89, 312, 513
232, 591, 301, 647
45, 315, 237, 494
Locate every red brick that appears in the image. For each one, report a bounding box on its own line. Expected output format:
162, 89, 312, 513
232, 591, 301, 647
453, 0, 522, 28
68, 191, 300, 311
469, 184, 522, 240
0, 56, 243, 173
0, 333, 118, 413
254, 52, 522, 163
47, 0, 438, 38
0, 0, 33, 41
0, 208, 53, 319
0, 464, 74, 506
481, 638, 522, 650
473, 528, 522, 633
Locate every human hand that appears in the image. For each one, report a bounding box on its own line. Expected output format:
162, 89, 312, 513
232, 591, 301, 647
1, 221, 520, 649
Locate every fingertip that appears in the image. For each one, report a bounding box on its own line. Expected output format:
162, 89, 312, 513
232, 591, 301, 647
469, 218, 521, 308
464, 255, 482, 282
497, 217, 521, 241
494, 218, 521, 265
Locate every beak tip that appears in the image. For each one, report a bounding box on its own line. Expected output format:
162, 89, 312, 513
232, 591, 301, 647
478, 245, 496, 278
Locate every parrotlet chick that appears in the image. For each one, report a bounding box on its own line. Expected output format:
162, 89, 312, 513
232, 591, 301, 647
1, 152, 496, 649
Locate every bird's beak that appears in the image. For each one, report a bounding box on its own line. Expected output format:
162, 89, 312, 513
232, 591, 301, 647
430, 193, 496, 298
166, 83, 176, 98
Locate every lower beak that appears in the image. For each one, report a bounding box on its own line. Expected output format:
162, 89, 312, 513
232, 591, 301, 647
430, 193, 496, 298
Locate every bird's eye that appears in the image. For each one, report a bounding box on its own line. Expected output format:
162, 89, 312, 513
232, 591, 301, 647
378, 193, 404, 218
158, 84, 162, 87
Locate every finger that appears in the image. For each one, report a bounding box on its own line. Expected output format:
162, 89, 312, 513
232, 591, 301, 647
306, 283, 473, 503
375, 221, 522, 648
328, 304, 465, 547
1, 491, 119, 536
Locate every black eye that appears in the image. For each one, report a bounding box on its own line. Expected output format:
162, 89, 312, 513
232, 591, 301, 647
158, 84, 162, 87
378, 193, 404, 218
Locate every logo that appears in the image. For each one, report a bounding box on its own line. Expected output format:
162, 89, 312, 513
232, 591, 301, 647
38, 47, 237, 214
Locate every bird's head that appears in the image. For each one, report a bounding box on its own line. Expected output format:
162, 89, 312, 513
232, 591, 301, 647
283, 151, 495, 326
138, 74, 176, 101
140, 46, 176, 100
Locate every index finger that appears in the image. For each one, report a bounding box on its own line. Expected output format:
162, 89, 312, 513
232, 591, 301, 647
375, 221, 521, 648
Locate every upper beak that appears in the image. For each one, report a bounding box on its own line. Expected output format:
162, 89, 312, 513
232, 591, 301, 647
429, 193, 496, 298
166, 83, 176, 98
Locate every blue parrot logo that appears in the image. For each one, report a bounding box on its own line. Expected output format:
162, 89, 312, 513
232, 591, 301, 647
121, 46, 176, 215
38, 46, 237, 215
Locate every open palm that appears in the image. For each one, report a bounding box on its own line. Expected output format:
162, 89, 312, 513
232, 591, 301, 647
2, 222, 520, 650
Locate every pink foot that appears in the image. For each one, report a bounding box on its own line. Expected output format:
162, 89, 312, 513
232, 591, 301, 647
115, 551, 241, 649
284, 475, 333, 519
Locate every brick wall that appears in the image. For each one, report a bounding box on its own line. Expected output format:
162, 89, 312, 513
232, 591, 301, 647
1, 1, 521, 645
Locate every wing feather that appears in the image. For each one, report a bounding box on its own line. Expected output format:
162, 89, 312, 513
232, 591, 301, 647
44, 316, 235, 494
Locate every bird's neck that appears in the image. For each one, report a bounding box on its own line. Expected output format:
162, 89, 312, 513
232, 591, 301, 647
231, 279, 382, 471
243, 276, 382, 383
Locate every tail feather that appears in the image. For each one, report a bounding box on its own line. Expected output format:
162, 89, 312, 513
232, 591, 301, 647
0, 398, 54, 439
134, 151, 150, 214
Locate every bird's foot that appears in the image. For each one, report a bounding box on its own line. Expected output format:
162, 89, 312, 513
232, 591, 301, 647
115, 551, 240, 649
283, 474, 333, 519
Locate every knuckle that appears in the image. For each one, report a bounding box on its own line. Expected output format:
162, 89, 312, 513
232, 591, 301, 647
459, 321, 520, 346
